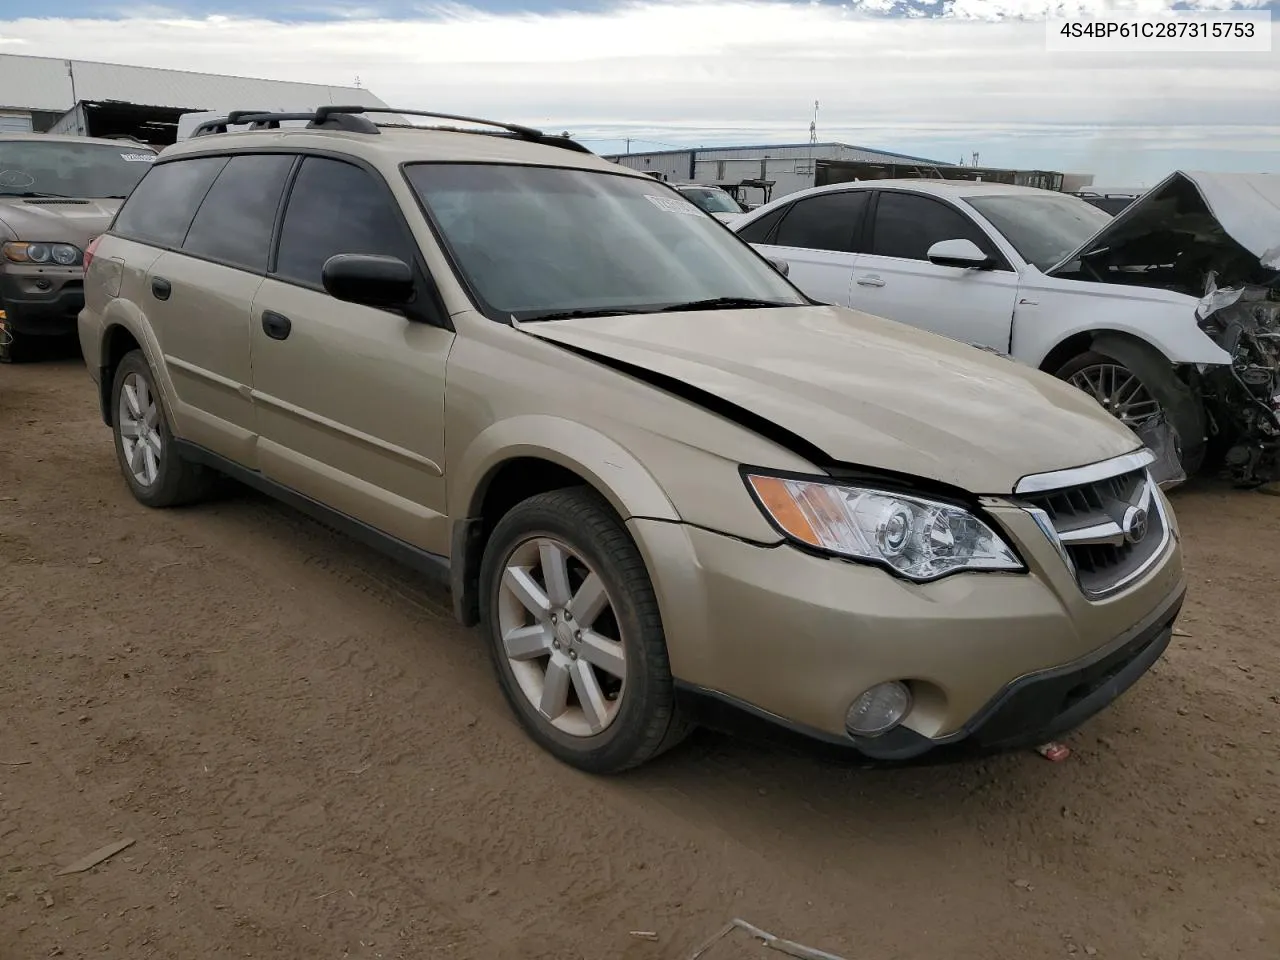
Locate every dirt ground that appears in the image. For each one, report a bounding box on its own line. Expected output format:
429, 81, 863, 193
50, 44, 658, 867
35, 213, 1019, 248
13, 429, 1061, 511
1, 355, 1277, 960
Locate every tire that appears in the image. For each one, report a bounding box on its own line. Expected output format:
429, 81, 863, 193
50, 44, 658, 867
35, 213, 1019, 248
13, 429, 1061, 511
1056, 339, 1207, 477
478, 487, 691, 773
110, 350, 215, 507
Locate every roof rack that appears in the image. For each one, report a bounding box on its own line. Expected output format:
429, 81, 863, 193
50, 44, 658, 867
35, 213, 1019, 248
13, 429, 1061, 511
189, 105, 593, 154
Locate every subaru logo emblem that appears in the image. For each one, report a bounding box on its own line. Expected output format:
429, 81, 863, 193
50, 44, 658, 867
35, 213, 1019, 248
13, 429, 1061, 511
1122, 505, 1149, 545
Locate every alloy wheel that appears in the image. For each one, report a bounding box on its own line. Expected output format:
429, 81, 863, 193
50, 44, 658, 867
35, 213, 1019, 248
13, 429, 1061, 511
1068, 362, 1163, 428
496, 536, 628, 737
118, 372, 164, 487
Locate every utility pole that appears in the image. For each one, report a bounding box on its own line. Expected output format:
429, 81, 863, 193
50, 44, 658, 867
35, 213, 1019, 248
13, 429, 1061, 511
625, 137, 631, 154
807, 100, 818, 178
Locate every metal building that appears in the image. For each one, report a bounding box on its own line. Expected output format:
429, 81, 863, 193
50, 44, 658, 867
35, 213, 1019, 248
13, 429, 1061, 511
0, 53, 387, 145
604, 141, 953, 202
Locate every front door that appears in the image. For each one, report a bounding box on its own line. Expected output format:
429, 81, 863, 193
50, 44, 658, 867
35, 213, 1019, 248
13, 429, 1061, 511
849, 190, 1019, 353
248, 155, 455, 556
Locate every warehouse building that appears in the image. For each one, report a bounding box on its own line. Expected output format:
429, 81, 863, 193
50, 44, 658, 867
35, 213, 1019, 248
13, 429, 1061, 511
604, 141, 955, 203
605, 141, 1086, 204
0, 53, 387, 145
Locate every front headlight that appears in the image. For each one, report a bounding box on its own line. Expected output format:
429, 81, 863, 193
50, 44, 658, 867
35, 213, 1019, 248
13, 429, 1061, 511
2, 241, 83, 266
746, 473, 1023, 581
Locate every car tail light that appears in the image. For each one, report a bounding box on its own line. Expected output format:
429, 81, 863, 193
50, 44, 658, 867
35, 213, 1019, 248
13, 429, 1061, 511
83, 235, 101, 270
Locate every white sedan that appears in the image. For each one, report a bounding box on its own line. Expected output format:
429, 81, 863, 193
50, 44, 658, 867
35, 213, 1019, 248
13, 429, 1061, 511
732, 174, 1280, 485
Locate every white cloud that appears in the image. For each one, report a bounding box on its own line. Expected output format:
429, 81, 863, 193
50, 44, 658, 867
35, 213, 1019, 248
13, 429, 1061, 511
0, 2, 1276, 181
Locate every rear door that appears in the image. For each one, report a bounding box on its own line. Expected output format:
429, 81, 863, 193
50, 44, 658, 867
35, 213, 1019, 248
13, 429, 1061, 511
249, 155, 454, 556
849, 190, 1020, 352
110, 154, 287, 464
743, 190, 869, 305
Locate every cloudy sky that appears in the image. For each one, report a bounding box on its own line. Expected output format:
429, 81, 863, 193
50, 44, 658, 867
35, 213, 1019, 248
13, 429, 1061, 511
2, 0, 1277, 184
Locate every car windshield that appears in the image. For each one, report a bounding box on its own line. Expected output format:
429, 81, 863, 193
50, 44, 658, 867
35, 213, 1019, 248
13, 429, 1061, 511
405, 163, 803, 320
679, 187, 743, 214
966, 193, 1115, 271
0, 140, 156, 199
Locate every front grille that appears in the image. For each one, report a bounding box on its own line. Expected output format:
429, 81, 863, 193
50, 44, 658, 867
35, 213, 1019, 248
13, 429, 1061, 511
1020, 465, 1166, 598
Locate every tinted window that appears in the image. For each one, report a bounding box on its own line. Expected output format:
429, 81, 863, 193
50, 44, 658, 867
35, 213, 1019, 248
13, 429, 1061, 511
735, 203, 791, 244
275, 157, 412, 288
112, 157, 227, 248
773, 192, 868, 253
0, 140, 157, 199
871, 192, 994, 262
182, 154, 294, 272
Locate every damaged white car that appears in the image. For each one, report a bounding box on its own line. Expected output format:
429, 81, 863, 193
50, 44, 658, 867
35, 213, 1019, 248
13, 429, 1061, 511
732, 172, 1280, 486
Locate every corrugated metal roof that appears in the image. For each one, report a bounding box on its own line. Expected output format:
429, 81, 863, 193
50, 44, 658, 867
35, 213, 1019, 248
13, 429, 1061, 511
0, 53, 386, 114
603, 141, 949, 166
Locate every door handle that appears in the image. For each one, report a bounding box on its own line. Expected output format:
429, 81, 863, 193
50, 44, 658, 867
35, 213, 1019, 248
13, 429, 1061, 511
261, 310, 292, 341
856, 275, 885, 287
150, 277, 171, 301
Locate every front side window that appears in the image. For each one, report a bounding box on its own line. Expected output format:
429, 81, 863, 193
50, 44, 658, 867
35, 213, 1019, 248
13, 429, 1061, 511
870, 192, 993, 263
275, 157, 414, 288
966, 193, 1114, 270
0, 140, 157, 200
112, 156, 227, 249
405, 164, 805, 320
183, 154, 295, 273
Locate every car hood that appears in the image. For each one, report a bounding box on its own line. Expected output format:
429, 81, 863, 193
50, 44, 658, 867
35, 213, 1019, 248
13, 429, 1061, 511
0, 198, 122, 250
520, 304, 1142, 495
1046, 170, 1280, 285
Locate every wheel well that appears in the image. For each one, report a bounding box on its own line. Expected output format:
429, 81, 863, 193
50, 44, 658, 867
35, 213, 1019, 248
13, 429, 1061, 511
99, 325, 141, 426
1038, 329, 1159, 377
451, 457, 602, 627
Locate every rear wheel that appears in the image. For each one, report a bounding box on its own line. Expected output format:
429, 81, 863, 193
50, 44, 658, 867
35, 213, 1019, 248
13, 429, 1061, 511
111, 350, 215, 507
478, 487, 690, 773
1056, 341, 1207, 476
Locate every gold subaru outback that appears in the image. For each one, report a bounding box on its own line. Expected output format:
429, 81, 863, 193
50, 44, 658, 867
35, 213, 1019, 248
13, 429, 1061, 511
78, 107, 1185, 773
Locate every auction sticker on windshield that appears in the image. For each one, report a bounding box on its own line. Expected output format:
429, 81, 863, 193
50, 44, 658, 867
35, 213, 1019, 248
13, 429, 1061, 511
645, 194, 703, 217
120, 153, 156, 162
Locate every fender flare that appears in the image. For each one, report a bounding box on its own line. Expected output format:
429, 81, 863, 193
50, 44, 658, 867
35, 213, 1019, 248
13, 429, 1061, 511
448, 415, 682, 626
96, 304, 177, 428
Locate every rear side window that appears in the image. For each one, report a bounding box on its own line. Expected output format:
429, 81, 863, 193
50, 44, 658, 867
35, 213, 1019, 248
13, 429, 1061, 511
112, 157, 227, 249
870, 192, 992, 262
735, 203, 790, 244
182, 154, 295, 273
773, 191, 868, 253
274, 157, 414, 289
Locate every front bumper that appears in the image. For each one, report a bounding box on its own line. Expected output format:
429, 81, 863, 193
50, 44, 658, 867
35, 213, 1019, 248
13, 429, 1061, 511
630, 499, 1184, 759
0, 268, 85, 336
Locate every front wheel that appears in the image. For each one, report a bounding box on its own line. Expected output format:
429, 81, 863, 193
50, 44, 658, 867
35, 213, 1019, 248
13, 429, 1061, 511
1056, 341, 1207, 477
478, 487, 690, 773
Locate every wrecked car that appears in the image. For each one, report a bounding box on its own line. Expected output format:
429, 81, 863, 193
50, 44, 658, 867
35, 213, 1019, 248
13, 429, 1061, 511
732, 172, 1280, 486
80, 107, 1184, 773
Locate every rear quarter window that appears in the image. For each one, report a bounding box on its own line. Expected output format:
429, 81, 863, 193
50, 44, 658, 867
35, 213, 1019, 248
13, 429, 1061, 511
112, 156, 228, 249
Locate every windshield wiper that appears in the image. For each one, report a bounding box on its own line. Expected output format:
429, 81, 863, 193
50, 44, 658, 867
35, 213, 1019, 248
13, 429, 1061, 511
654, 297, 797, 313
518, 308, 636, 323
0, 191, 71, 199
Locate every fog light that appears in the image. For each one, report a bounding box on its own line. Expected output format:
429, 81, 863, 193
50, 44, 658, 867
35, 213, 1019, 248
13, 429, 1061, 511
845, 681, 912, 737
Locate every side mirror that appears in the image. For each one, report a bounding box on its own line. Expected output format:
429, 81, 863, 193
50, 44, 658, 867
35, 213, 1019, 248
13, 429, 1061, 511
767, 257, 790, 277
926, 238, 995, 270
322, 254, 416, 307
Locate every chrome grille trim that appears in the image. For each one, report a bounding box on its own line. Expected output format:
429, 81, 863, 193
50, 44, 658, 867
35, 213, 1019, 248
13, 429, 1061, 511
1013, 448, 1157, 496
1017, 456, 1169, 600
